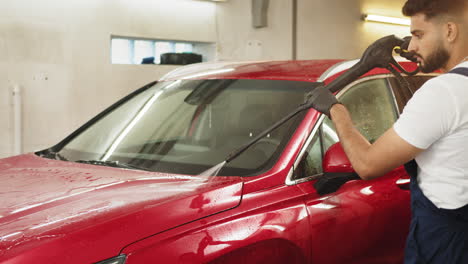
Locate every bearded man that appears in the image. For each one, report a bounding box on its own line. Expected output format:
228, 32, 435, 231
307, 0, 468, 263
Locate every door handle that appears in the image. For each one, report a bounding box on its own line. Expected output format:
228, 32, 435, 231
396, 178, 410, 190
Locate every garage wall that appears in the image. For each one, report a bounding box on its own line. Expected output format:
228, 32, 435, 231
297, 0, 365, 59
216, 0, 293, 61
298, 0, 410, 59
0, 0, 217, 158
216, 0, 410, 60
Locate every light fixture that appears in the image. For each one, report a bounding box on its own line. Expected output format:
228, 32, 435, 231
362, 14, 410, 26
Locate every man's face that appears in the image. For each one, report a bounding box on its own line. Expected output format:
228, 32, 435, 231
408, 13, 450, 73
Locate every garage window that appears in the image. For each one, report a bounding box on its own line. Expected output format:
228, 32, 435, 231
111, 36, 214, 65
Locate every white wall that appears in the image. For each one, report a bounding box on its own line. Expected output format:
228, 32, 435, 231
216, 0, 293, 61
0, 0, 217, 158
297, 0, 409, 59
216, 0, 410, 60
297, 0, 364, 59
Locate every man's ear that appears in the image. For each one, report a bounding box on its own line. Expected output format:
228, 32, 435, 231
446, 22, 459, 43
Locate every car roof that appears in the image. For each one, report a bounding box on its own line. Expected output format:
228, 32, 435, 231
160, 60, 344, 82
159, 59, 418, 83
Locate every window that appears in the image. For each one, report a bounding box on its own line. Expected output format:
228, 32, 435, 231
339, 78, 397, 143
111, 37, 214, 65
134, 40, 155, 65
111, 38, 133, 64
294, 78, 397, 180
154, 42, 175, 64
57, 79, 312, 176
292, 120, 339, 181
294, 132, 322, 180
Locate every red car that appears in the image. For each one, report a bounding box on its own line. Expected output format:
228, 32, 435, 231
0, 59, 436, 264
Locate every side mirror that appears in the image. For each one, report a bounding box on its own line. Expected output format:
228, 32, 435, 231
314, 142, 360, 196
322, 142, 354, 173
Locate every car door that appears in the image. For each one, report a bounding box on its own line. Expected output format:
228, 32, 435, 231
290, 76, 412, 264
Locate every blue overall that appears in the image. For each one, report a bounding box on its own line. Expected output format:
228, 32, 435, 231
404, 68, 468, 264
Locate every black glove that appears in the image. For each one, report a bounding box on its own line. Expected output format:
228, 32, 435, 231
395, 36, 418, 63
305, 85, 339, 118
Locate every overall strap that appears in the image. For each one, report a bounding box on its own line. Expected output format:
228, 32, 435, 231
449, 67, 468, 77
404, 159, 418, 178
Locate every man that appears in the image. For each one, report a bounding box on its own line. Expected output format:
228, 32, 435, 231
307, 0, 468, 263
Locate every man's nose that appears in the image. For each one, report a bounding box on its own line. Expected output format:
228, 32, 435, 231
408, 39, 417, 52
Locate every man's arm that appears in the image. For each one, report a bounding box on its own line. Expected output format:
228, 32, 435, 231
330, 104, 423, 180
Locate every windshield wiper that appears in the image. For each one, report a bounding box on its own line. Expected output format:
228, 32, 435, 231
75, 160, 151, 171
38, 150, 69, 161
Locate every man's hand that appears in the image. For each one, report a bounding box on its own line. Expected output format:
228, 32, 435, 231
330, 104, 423, 180
305, 85, 339, 117
395, 36, 418, 63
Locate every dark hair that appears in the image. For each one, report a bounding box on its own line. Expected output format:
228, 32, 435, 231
402, 0, 466, 20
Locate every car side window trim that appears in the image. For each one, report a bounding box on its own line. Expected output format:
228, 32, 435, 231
286, 114, 325, 186
386, 78, 401, 118
285, 113, 325, 186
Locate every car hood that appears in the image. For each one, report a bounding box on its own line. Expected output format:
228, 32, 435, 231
0, 154, 243, 262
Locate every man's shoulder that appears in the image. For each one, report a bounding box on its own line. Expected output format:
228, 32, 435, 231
431, 64, 468, 84
408, 71, 468, 117
417, 70, 467, 95
413, 76, 447, 99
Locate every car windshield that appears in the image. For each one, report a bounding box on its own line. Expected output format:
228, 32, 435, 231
53, 79, 317, 176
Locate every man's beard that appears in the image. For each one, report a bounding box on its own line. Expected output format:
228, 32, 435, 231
420, 45, 450, 73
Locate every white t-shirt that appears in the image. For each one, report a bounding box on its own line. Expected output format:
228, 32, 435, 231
393, 61, 468, 209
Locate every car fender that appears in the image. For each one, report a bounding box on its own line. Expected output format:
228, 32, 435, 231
122, 184, 311, 263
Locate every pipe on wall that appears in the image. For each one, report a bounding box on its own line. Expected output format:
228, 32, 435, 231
292, 0, 297, 60
11, 84, 22, 155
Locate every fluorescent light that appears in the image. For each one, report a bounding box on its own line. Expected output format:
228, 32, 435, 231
363, 14, 410, 26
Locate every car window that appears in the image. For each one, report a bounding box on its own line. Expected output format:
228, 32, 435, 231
56, 79, 320, 176
321, 117, 339, 152
339, 78, 398, 143
294, 78, 397, 180
293, 132, 322, 180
